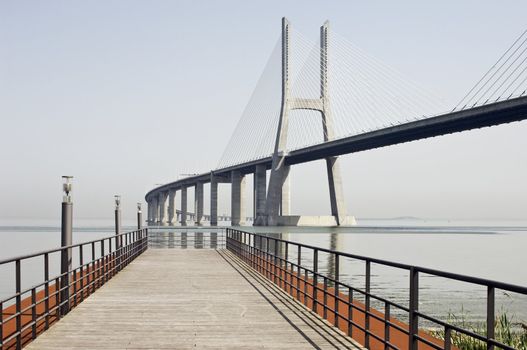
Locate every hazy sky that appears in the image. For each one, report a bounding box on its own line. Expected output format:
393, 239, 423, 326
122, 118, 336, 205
1, 1, 526, 222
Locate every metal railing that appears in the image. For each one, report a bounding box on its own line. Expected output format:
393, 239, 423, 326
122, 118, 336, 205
0, 228, 148, 350
148, 230, 226, 249
226, 228, 527, 350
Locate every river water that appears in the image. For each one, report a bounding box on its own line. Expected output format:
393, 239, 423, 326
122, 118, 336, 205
0, 218, 525, 326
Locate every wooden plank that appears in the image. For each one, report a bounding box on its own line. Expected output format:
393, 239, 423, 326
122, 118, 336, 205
25, 249, 363, 349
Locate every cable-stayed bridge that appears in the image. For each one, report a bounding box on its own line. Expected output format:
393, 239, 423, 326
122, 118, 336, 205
145, 18, 527, 227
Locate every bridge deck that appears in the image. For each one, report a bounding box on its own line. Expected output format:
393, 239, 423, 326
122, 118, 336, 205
26, 249, 362, 349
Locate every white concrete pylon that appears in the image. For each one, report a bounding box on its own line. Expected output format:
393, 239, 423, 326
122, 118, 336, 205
257, 18, 348, 226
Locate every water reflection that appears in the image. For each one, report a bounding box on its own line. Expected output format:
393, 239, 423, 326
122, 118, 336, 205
181, 232, 187, 248
211, 232, 218, 249
148, 230, 225, 249
326, 232, 340, 285
195, 232, 203, 249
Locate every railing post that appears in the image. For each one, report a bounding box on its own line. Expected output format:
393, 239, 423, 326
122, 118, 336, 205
79, 245, 84, 302
44, 252, 50, 330
384, 302, 391, 350
15, 259, 21, 350
60, 176, 73, 316
335, 253, 340, 326
31, 287, 37, 339
487, 286, 495, 350
348, 287, 353, 337
55, 277, 60, 319
109, 239, 113, 276
313, 249, 318, 313
145, 228, 149, 251
91, 242, 95, 293
101, 240, 105, 283
365, 260, 371, 349
284, 242, 289, 292
323, 276, 328, 319
274, 238, 279, 284
297, 245, 301, 300
445, 326, 452, 350
409, 267, 419, 350
0, 301, 3, 348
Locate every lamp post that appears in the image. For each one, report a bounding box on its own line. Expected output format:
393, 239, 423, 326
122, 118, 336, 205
137, 202, 142, 230
114, 195, 121, 270
60, 176, 73, 315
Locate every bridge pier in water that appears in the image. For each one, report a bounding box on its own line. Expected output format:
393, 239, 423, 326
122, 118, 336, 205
167, 188, 176, 225
253, 164, 267, 219
194, 182, 204, 225
230, 170, 246, 226
180, 186, 187, 226
210, 174, 218, 226
158, 191, 168, 226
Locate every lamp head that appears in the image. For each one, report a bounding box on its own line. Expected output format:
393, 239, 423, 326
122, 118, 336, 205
62, 176, 73, 202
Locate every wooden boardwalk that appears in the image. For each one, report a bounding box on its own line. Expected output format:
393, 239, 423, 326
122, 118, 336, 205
26, 249, 363, 349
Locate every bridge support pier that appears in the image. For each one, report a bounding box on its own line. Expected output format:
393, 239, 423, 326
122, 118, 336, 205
180, 187, 187, 226
210, 175, 218, 226
231, 170, 246, 226
168, 188, 176, 225
254, 165, 267, 220
195, 182, 204, 225
326, 157, 347, 225
152, 196, 159, 224
147, 200, 152, 224
280, 165, 291, 216
158, 191, 168, 226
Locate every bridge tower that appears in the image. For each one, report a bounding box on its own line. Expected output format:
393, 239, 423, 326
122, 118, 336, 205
256, 18, 352, 226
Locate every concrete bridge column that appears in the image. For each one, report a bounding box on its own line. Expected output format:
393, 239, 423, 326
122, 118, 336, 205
180, 187, 187, 226
195, 182, 204, 225
152, 197, 159, 224
280, 165, 291, 216
210, 174, 218, 226
146, 200, 152, 223
158, 191, 168, 225
231, 170, 246, 226
254, 165, 267, 220
326, 157, 347, 225
168, 188, 176, 225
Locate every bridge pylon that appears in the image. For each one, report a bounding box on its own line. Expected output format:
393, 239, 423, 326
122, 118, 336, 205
255, 18, 355, 226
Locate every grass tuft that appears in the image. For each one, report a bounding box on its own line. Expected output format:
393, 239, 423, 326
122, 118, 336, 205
432, 310, 527, 350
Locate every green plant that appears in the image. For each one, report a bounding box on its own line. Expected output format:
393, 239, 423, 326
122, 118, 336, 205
431, 310, 527, 350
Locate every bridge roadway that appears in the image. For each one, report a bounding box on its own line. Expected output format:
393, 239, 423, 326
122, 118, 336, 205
26, 249, 362, 349
145, 96, 527, 225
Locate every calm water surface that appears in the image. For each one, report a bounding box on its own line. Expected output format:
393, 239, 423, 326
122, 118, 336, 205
0, 218, 525, 325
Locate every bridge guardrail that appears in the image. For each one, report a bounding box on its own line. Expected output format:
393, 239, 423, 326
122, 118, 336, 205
226, 228, 527, 350
0, 228, 148, 350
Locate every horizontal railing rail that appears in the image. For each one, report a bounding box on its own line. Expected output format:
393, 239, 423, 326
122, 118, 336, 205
0, 228, 148, 350
226, 228, 527, 350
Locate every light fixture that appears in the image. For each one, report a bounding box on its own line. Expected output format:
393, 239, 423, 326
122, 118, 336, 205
62, 176, 73, 201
